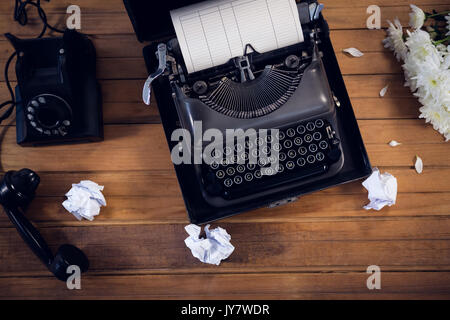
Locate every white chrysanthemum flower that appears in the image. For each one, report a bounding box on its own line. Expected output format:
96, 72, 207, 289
409, 5, 426, 29
405, 29, 442, 67
446, 14, 450, 36
383, 18, 408, 61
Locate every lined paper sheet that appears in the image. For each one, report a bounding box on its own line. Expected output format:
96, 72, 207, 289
171, 0, 304, 73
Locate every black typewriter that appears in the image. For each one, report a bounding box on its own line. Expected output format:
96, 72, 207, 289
124, 0, 372, 223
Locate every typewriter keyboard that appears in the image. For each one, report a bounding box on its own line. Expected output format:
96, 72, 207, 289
202, 119, 342, 200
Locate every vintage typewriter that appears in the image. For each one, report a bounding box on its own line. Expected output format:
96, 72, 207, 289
124, 0, 372, 223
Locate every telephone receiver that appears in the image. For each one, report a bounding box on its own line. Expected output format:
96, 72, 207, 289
0, 169, 89, 281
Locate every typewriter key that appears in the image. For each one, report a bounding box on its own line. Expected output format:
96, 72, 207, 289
298, 147, 307, 155
224, 178, 233, 187
307, 155, 316, 164
309, 144, 318, 153
286, 128, 296, 137
234, 176, 243, 185
294, 137, 303, 146
313, 132, 322, 141
244, 173, 254, 182
296, 125, 306, 135
210, 162, 220, 170
278, 132, 285, 140
316, 152, 325, 161
297, 158, 306, 167
226, 167, 235, 176
237, 165, 246, 173
286, 161, 295, 170
273, 143, 281, 151
216, 170, 225, 179
277, 164, 284, 173
254, 170, 262, 178
304, 134, 313, 143
288, 150, 296, 158
283, 140, 293, 148
315, 119, 324, 128
247, 163, 256, 170
306, 122, 315, 131
319, 141, 328, 150
279, 152, 287, 161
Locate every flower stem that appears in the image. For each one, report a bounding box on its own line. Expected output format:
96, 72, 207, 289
433, 36, 450, 45
427, 10, 450, 18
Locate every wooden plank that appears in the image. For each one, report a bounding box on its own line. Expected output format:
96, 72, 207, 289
0, 192, 448, 227
0, 119, 448, 171
0, 0, 447, 13
0, 167, 447, 199
0, 51, 403, 82
1, 5, 449, 37
1, 271, 450, 299
0, 220, 450, 275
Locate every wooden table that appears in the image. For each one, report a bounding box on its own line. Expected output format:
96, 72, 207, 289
0, 0, 449, 299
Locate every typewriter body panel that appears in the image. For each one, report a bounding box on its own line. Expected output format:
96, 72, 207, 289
123, 0, 372, 223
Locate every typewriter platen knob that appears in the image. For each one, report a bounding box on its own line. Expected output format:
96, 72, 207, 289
193, 81, 208, 95
285, 55, 300, 69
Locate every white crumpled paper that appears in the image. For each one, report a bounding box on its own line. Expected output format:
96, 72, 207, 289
62, 180, 106, 221
362, 168, 398, 211
184, 224, 235, 265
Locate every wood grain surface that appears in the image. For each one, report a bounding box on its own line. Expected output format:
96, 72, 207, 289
0, 0, 449, 299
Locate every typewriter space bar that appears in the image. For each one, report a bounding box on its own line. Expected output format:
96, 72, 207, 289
225, 165, 328, 199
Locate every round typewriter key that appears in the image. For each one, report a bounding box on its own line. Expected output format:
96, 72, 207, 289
251, 149, 259, 158
297, 158, 306, 167
294, 137, 303, 146
247, 163, 256, 170
241, 152, 249, 161
224, 146, 232, 155
296, 125, 306, 135
234, 176, 243, 185
266, 135, 273, 143
232, 155, 239, 164
258, 158, 268, 166
210, 162, 220, 170
286, 128, 296, 137
237, 165, 245, 173
245, 140, 253, 149
286, 161, 295, 170
304, 134, 313, 143
277, 164, 284, 173
313, 132, 322, 141
288, 150, 296, 158
221, 158, 229, 166
235, 143, 244, 153
38, 97, 46, 104
319, 141, 328, 150
279, 152, 287, 162
316, 152, 325, 161
31, 100, 39, 107
268, 155, 277, 163
278, 132, 285, 140
262, 146, 270, 155
273, 143, 281, 151
283, 140, 293, 148
226, 167, 235, 176
307, 155, 316, 164
256, 137, 264, 146
224, 178, 233, 187
263, 167, 275, 176
306, 122, 315, 131
315, 119, 324, 128
298, 146, 307, 155
27, 114, 34, 120
309, 144, 318, 153
216, 170, 225, 179
254, 170, 262, 179
27, 107, 35, 113
244, 173, 254, 182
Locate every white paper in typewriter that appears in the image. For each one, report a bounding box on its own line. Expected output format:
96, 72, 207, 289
171, 0, 304, 74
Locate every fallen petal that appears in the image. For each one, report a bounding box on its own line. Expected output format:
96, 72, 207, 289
343, 47, 364, 57
389, 140, 401, 147
380, 85, 389, 97
414, 155, 423, 174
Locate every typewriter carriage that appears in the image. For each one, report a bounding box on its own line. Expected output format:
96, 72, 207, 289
123, 0, 372, 223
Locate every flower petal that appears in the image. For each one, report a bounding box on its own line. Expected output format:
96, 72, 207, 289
389, 140, 401, 147
343, 47, 364, 57
414, 155, 423, 174
380, 85, 389, 97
